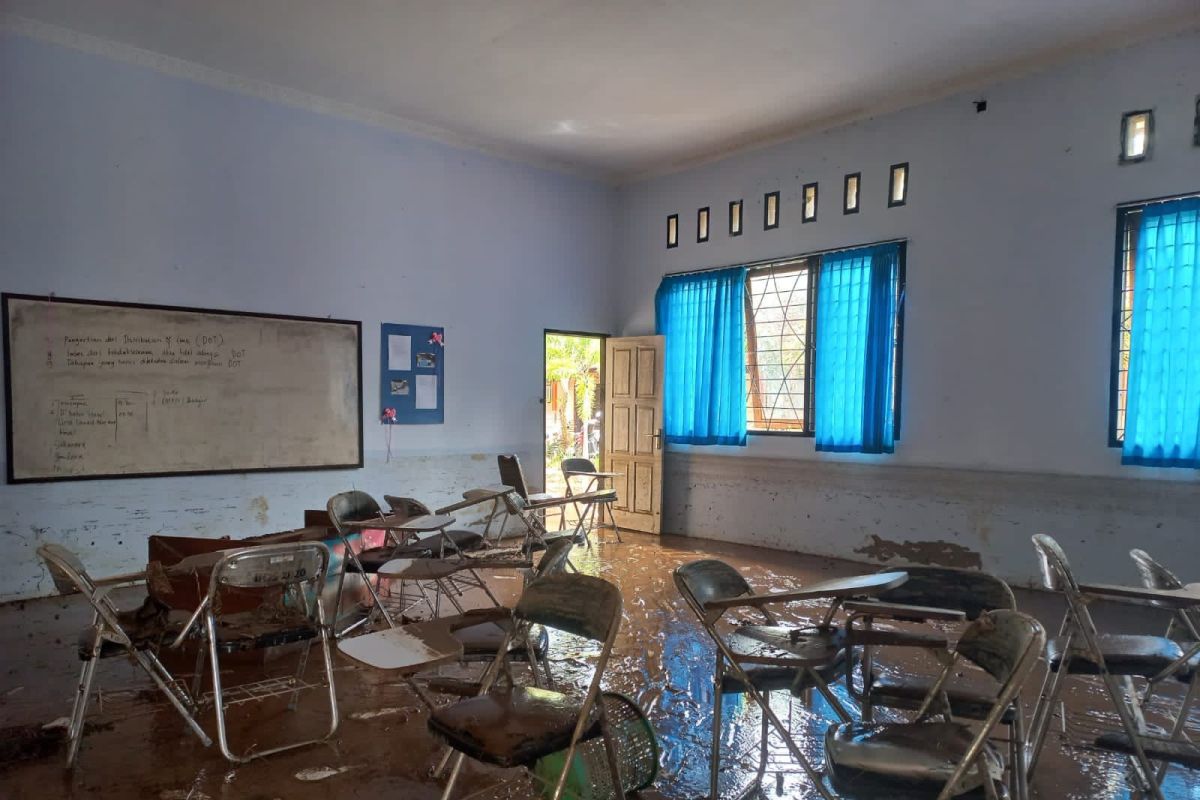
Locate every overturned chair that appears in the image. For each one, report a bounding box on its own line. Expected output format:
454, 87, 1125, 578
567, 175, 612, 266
825, 608, 1045, 799
37, 543, 212, 767
170, 541, 339, 763
674, 559, 849, 800
427, 573, 625, 800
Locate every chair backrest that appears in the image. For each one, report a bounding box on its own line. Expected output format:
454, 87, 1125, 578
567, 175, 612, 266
877, 565, 1016, 619
383, 495, 432, 520
37, 543, 92, 596
497, 454, 533, 500
1130, 548, 1184, 591
326, 490, 382, 535
210, 542, 330, 591
534, 538, 575, 580
955, 609, 1046, 685
1031, 534, 1079, 594
560, 457, 596, 475
673, 559, 753, 614
514, 574, 622, 643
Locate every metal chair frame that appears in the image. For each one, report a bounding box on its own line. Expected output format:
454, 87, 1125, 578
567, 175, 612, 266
827, 609, 1045, 800
845, 566, 1030, 800
1026, 534, 1169, 799
675, 559, 848, 800
170, 542, 339, 763
560, 456, 622, 544
36, 543, 212, 767
431, 573, 625, 800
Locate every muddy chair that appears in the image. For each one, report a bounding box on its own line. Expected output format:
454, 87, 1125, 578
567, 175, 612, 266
36, 543, 212, 767
1027, 534, 1187, 800
674, 559, 849, 800
384, 495, 485, 554
427, 573, 624, 800
825, 609, 1045, 799
1089, 549, 1200, 785
170, 542, 339, 763
561, 457, 622, 544
845, 567, 1031, 800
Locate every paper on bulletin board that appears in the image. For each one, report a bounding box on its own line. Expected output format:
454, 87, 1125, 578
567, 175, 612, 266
415, 375, 438, 410
387, 335, 411, 371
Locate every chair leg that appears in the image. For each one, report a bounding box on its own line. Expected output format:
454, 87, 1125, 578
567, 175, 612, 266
132, 649, 212, 747
1026, 653, 1070, 778
289, 639, 313, 711
710, 654, 725, 800
205, 615, 237, 763
65, 651, 99, 768
440, 751, 468, 800
1097, 669, 1164, 800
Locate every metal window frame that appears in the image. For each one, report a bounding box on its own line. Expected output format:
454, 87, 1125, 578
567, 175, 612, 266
764, 191, 780, 230
888, 162, 909, 207
802, 182, 818, 223
1119, 109, 1154, 164
729, 199, 743, 237
666, 214, 679, 249
843, 172, 861, 215
697, 207, 710, 243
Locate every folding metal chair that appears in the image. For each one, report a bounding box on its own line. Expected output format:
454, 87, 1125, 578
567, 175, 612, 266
1090, 549, 1200, 784
170, 542, 339, 763
845, 566, 1031, 800
36, 543, 211, 767
825, 609, 1045, 799
384, 495, 485, 554
327, 490, 433, 632
1027, 534, 1182, 800
498, 453, 564, 528
674, 559, 847, 800
499, 490, 584, 559
560, 457, 622, 543
427, 573, 624, 800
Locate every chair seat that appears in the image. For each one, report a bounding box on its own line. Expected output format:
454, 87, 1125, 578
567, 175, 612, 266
428, 686, 602, 768
76, 598, 178, 660
453, 621, 550, 661
1046, 634, 1188, 678
212, 609, 319, 653
722, 649, 847, 695
727, 625, 843, 666
872, 671, 1012, 723
825, 720, 1004, 797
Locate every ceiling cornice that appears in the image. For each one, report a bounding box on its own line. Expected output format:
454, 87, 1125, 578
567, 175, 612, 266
0, 13, 614, 184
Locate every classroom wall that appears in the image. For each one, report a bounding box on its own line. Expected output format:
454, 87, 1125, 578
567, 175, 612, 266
613, 30, 1200, 586
0, 32, 616, 600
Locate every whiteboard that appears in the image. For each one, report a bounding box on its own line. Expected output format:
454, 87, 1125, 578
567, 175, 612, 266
3, 294, 362, 483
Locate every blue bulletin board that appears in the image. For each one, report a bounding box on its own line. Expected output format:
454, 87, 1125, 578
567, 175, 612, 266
380, 323, 444, 424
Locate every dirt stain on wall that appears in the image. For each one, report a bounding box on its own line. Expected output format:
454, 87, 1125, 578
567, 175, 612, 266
249, 496, 269, 527
855, 534, 983, 569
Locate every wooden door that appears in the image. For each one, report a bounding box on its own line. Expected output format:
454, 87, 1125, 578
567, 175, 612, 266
603, 336, 664, 533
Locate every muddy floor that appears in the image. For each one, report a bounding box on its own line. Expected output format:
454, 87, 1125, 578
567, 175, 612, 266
1, 532, 1197, 799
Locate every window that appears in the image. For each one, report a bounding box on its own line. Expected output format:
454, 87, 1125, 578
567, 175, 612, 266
843, 173, 860, 214
764, 191, 780, 229
744, 243, 905, 435
1110, 193, 1200, 455
697, 207, 710, 243
888, 163, 908, 207
729, 199, 743, 236
802, 183, 818, 222
666, 214, 678, 248
1120, 110, 1153, 163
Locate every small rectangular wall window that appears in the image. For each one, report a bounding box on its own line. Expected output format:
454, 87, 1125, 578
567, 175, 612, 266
764, 191, 780, 230
1194, 96, 1199, 147
666, 214, 678, 249
843, 173, 860, 214
888, 163, 908, 207
802, 183, 818, 223
729, 199, 743, 236
697, 207, 710, 243
1120, 110, 1153, 163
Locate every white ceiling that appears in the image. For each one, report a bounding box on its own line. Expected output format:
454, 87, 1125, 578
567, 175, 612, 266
5, 1, 1200, 181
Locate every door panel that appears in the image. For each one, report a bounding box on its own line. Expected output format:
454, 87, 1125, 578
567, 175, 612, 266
603, 335, 664, 534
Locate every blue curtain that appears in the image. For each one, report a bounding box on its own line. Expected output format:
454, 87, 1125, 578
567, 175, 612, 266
1123, 197, 1200, 467
814, 243, 900, 453
655, 267, 748, 446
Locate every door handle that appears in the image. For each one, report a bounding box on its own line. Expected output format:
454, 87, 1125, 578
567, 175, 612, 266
650, 429, 663, 450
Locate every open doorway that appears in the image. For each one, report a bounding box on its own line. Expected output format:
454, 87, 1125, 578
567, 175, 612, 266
543, 330, 605, 526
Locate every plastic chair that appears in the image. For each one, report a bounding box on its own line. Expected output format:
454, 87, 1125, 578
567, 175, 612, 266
171, 542, 339, 762
560, 457, 621, 543
846, 566, 1030, 799
825, 609, 1045, 799
36, 543, 211, 767
427, 573, 624, 800
1027, 535, 1184, 800
674, 559, 847, 800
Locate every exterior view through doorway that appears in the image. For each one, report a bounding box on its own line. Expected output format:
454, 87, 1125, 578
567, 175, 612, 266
543, 331, 605, 529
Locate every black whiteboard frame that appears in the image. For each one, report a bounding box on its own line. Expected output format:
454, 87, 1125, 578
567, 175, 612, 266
3, 292, 364, 484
